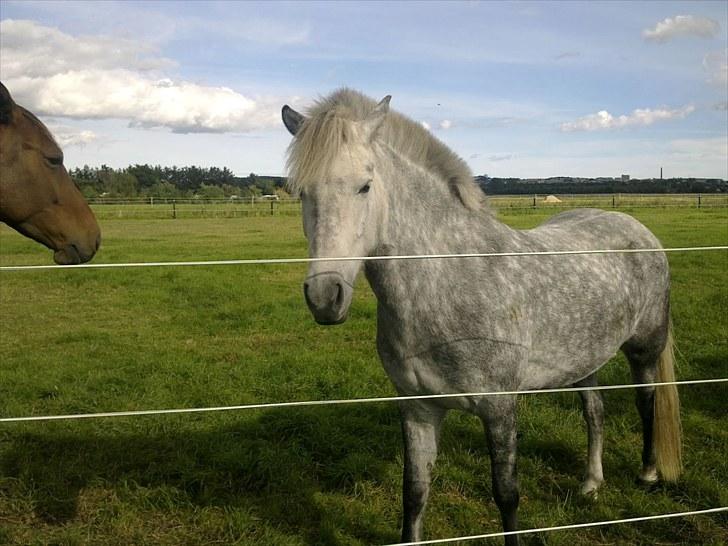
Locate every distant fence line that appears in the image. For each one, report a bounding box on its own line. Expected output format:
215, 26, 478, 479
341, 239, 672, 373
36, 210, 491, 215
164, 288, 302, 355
86, 193, 728, 219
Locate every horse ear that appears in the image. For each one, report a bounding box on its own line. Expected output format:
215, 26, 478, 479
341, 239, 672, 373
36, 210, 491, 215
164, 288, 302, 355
362, 95, 391, 141
282, 105, 305, 136
0, 82, 14, 125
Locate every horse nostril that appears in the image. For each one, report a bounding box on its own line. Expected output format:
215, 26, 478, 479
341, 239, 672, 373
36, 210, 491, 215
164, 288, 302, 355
303, 282, 312, 306
334, 282, 344, 307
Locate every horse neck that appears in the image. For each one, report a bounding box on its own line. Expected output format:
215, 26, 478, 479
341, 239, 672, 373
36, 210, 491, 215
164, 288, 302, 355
372, 146, 511, 256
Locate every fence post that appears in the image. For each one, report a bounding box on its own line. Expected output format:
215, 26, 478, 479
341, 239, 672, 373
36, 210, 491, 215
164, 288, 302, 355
698, 194, 701, 208
612, 194, 615, 208
533, 195, 536, 208
270, 200, 275, 216
172, 200, 177, 219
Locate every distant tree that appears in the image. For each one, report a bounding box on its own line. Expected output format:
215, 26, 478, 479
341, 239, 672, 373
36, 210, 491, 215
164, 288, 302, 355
274, 187, 291, 200
241, 185, 262, 198
143, 181, 180, 199
256, 178, 276, 195
74, 179, 102, 199
127, 164, 160, 188
100, 171, 139, 197
220, 184, 239, 197
197, 183, 225, 200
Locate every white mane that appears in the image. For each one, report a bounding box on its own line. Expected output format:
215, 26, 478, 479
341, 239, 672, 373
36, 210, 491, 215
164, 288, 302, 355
285, 88, 485, 211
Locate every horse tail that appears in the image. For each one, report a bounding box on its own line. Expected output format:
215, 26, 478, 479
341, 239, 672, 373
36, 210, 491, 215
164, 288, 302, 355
654, 322, 682, 481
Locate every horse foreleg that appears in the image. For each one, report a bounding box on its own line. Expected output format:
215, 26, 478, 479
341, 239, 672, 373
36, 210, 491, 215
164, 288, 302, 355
575, 373, 605, 497
480, 395, 520, 546
399, 400, 446, 543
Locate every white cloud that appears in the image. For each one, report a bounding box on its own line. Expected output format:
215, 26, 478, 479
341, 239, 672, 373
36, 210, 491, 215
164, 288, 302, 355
46, 124, 99, 148
669, 137, 727, 160
554, 51, 580, 61
643, 15, 721, 42
0, 20, 281, 133
488, 153, 514, 162
560, 105, 694, 132
184, 17, 311, 48
703, 50, 728, 85
0, 19, 175, 77
439, 119, 452, 130
421, 121, 431, 130
9, 71, 280, 133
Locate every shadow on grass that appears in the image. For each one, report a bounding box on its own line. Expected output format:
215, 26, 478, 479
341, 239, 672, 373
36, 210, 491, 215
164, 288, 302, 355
2, 398, 723, 545
1, 405, 404, 544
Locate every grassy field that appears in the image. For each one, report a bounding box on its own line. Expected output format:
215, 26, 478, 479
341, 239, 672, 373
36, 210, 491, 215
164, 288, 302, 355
84, 193, 728, 220
0, 207, 726, 545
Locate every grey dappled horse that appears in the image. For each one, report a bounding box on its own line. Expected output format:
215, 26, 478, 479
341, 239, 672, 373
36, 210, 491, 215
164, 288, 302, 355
282, 89, 681, 545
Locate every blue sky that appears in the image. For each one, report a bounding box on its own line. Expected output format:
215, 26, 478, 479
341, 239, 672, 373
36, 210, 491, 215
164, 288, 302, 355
1, 0, 726, 178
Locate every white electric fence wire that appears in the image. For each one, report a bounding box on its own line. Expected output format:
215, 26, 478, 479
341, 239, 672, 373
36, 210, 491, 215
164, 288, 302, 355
1, 378, 725, 423
1, 245, 726, 271
383, 507, 728, 545
1, 246, 726, 541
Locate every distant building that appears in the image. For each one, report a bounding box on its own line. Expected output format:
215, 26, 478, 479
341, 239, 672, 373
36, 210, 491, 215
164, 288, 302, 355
621, 174, 630, 182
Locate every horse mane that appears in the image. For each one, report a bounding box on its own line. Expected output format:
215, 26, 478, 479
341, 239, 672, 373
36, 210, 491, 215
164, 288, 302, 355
285, 88, 485, 211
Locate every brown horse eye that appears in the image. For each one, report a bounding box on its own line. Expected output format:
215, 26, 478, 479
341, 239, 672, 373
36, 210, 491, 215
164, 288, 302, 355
45, 155, 63, 166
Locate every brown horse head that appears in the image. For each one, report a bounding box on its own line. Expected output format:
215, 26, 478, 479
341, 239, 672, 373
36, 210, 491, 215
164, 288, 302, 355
0, 82, 100, 264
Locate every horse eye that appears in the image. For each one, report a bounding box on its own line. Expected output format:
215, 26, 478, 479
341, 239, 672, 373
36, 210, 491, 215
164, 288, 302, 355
358, 182, 371, 195
45, 155, 63, 167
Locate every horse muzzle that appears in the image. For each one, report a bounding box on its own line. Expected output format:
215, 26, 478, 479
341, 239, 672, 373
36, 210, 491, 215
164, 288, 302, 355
303, 271, 353, 325
53, 232, 101, 265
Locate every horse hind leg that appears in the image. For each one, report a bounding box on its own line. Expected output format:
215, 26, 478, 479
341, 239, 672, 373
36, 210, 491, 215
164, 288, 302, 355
624, 345, 659, 484
574, 372, 604, 497
623, 323, 682, 485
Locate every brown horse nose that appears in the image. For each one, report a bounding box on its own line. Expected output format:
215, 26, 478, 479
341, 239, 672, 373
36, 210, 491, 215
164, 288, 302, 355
55, 228, 100, 265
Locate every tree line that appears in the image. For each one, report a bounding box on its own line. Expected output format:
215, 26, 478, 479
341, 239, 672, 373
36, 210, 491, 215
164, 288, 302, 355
70, 164, 288, 199
69, 164, 727, 199
479, 176, 727, 195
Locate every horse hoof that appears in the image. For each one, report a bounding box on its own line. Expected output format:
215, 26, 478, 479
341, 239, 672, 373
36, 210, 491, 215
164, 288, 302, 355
579, 480, 603, 499
635, 476, 660, 490
581, 489, 598, 501
636, 467, 658, 488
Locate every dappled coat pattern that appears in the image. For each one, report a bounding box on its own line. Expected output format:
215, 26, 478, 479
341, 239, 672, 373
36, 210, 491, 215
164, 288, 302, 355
282, 89, 681, 546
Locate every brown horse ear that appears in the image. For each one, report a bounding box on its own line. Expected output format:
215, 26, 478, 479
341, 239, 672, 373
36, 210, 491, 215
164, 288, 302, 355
0, 82, 14, 124
282, 105, 305, 136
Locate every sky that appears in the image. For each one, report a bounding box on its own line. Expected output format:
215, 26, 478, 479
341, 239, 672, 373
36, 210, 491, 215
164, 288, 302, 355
1, 0, 726, 179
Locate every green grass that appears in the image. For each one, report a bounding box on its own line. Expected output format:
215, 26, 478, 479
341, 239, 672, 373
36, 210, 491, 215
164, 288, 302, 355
83, 194, 727, 221
0, 208, 726, 545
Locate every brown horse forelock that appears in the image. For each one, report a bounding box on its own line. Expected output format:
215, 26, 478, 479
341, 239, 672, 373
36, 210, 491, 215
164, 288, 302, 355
0, 101, 100, 264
